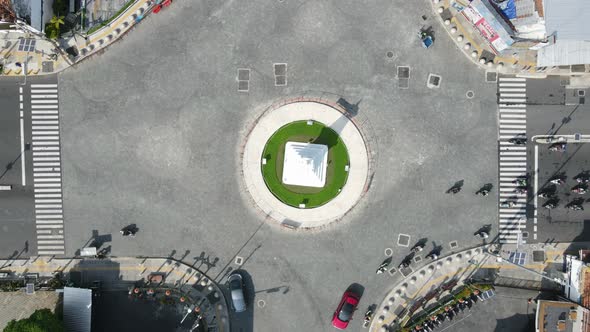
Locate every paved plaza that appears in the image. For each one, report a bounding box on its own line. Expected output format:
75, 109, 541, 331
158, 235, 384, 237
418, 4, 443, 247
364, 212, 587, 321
54, 1, 499, 330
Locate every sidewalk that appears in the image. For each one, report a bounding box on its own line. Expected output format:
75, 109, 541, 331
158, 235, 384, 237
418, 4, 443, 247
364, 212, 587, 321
0, 256, 230, 331
0, 0, 154, 76
370, 242, 580, 332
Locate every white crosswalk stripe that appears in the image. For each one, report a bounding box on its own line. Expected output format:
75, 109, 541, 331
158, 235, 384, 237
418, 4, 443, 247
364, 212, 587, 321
30, 82, 65, 255
498, 77, 528, 244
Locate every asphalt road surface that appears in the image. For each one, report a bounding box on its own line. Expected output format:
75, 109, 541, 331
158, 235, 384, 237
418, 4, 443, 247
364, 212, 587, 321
57, 1, 500, 331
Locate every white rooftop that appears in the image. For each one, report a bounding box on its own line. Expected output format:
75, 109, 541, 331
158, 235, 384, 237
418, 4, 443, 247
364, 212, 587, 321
282, 141, 328, 188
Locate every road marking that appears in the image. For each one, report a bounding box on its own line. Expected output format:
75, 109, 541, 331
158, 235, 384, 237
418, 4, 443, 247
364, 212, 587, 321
31, 105, 58, 109
20, 118, 25, 186
35, 199, 62, 203
30, 82, 65, 256
32, 110, 58, 114
31, 99, 59, 104
31, 84, 58, 88
32, 115, 59, 120
499, 88, 526, 92
32, 126, 58, 130
31, 94, 58, 99
37, 235, 64, 239
35, 224, 63, 228
499, 77, 527, 82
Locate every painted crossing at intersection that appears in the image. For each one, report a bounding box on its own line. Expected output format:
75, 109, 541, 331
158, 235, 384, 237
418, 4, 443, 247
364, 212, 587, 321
498, 77, 528, 244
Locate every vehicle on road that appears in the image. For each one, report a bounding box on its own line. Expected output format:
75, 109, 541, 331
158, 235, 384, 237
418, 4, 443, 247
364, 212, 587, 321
549, 143, 567, 152
332, 291, 360, 330
228, 273, 246, 313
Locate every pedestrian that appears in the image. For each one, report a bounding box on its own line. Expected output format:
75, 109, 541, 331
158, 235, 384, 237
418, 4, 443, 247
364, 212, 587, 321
15, 62, 21, 67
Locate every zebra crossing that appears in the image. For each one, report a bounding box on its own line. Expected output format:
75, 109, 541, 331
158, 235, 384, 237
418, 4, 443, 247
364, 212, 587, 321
30, 83, 65, 255
497, 77, 528, 244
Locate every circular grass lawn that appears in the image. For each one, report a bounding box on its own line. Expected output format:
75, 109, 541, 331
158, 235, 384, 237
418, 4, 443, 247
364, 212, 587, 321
261, 120, 349, 208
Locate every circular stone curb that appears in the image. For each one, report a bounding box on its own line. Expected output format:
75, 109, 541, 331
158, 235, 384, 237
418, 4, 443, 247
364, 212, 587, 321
242, 101, 369, 227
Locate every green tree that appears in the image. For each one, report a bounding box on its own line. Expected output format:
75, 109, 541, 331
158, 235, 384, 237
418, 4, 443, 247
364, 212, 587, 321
49, 15, 65, 30
3, 309, 63, 332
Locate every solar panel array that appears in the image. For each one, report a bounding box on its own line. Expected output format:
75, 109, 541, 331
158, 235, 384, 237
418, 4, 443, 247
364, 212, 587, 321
508, 251, 527, 265
18, 39, 36, 52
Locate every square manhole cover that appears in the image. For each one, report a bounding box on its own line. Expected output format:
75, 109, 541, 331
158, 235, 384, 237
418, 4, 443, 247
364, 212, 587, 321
398, 234, 411, 247
388, 267, 397, 276
399, 266, 413, 277
238, 81, 249, 92
522, 231, 529, 239
275, 75, 287, 86
398, 78, 409, 89
414, 255, 422, 263
449, 241, 458, 250
427, 74, 442, 89
485, 71, 497, 83
42, 61, 53, 73
237, 68, 250, 81
397, 66, 410, 79
533, 250, 545, 262
274, 63, 287, 76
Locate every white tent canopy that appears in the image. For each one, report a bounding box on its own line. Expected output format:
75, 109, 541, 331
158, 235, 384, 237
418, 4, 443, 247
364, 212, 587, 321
282, 142, 328, 188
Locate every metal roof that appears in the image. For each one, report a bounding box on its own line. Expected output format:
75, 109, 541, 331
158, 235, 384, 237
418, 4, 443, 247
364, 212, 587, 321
544, 0, 590, 41
63, 287, 92, 332
537, 40, 590, 66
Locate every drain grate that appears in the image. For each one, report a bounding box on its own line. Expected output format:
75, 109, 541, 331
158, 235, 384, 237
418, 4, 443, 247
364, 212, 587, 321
237, 68, 250, 92
398, 234, 411, 247
237, 68, 250, 81
275, 75, 287, 86
485, 71, 497, 83
238, 81, 249, 92
449, 241, 458, 250
532, 250, 545, 262
414, 255, 423, 263
397, 66, 410, 79
427, 73, 442, 89
274, 63, 287, 76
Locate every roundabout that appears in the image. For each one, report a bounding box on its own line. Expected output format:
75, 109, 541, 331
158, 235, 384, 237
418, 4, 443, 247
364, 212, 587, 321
242, 100, 370, 227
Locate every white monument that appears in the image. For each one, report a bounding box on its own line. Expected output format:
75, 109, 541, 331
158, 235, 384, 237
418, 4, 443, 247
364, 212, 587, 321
282, 141, 328, 188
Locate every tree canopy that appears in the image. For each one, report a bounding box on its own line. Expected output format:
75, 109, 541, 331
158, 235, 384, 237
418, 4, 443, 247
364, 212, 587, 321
3, 309, 63, 332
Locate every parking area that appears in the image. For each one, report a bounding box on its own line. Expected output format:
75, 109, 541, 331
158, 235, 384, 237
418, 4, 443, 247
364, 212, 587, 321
527, 95, 590, 243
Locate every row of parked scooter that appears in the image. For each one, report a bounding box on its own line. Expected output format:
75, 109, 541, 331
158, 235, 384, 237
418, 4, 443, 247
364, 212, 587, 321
408, 292, 481, 332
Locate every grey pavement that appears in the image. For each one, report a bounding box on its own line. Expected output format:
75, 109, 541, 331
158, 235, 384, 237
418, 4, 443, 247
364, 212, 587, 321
49, 0, 499, 331
525, 80, 590, 243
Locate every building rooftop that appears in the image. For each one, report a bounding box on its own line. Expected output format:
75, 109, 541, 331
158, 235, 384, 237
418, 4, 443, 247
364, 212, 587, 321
63, 287, 92, 332
536, 300, 590, 332
282, 142, 328, 188
544, 0, 590, 40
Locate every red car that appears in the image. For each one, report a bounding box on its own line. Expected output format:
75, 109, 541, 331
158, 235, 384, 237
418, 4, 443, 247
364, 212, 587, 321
331, 291, 360, 330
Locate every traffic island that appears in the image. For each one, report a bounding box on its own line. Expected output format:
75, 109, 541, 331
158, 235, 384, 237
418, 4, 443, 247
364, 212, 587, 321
241, 97, 371, 228
261, 120, 350, 208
